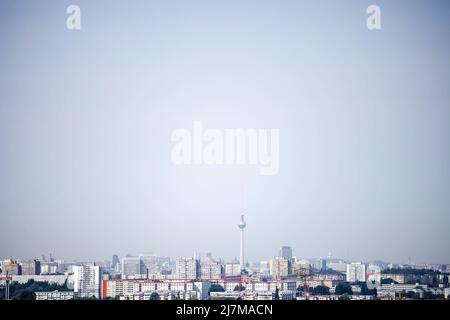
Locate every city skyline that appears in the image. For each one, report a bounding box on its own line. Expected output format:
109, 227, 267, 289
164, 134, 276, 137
1, 0, 450, 264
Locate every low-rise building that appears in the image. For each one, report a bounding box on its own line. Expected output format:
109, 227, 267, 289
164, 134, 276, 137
11, 274, 73, 288
35, 291, 76, 300
102, 279, 210, 300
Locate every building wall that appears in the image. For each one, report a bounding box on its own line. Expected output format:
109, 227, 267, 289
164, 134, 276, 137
73, 265, 101, 298
270, 258, 289, 278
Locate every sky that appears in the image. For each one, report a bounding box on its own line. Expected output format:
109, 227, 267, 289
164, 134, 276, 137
0, 0, 449, 265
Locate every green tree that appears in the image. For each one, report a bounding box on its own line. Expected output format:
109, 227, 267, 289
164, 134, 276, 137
208, 284, 225, 295
338, 293, 350, 300
404, 291, 420, 299
312, 285, 330, 295
381, 278, 398, 285
335, 282, 353, 295
12, 289, 35, 300
150, 292, 160, 300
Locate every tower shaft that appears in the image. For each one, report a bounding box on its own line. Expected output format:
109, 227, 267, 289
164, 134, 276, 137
240, 228, 244, 271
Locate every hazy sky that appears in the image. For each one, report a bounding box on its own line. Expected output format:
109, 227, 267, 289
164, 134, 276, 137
0, 0, 449, 264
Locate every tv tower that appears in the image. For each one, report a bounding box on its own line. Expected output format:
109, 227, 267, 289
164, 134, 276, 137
238, 213, 246, 272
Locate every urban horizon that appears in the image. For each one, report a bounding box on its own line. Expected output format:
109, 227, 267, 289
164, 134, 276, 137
1, 0, 449, 306
2, 213, 449, 267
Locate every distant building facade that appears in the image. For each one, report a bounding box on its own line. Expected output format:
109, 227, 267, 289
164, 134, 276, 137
1, 259, 21, 275
121, 257, 141, 277
279, 246, 293, 261
21, 260, 41, 275
270, 258, 290, 278
35, 291, 75, 300
73, 265, 101, 299
201, 261, 224, 279
175, 257, 200, 280
225, 262, 241, 277
346, 262, 366, 282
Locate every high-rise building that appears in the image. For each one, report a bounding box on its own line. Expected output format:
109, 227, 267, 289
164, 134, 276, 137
111, 255, 120, 270
73, 265, 101, 299
201, 261, 224, 279
40, 262, 60, 274
176, 257, 200, 280
20, 260, 41, 275
238, 214, 246, 272
121, 256, 141, 277
279, 246, 293, 261
346, 262, 366, 282
270, 258, 289, 278
292, 261, 311, 276
225, 262, 241, 277
139, 254, 158, 276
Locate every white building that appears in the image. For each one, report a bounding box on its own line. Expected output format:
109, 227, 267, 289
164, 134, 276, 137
377, 283, 429, 299
327, 261, 347, 273
201, 261, 223, 279
73, 265, 101, 299
346, 262, 366, 282
35, 290, 75, 300
366, 264, 381, 283
238, 214, 246, 272
444, 287, 450, 299
176, 257, 200, 280
270, 258, 289, 278
225, 262, 241, 276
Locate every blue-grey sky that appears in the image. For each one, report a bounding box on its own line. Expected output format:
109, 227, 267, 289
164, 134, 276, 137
0, 0, 449, 264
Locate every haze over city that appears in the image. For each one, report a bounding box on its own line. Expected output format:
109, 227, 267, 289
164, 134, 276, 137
1, 0, 449, 265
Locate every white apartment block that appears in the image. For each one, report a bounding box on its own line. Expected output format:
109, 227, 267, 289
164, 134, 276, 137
270, 258, 289, 278
11, 274, 74, 288
201, 261, 224, 279
346, 262, 366, 282
175, 257, 200, 280
35, 290, 75, 300
102, 279, 209, 300
73, 265, 101, 299
139, 254, 158, 276
225, 262, 241, 276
